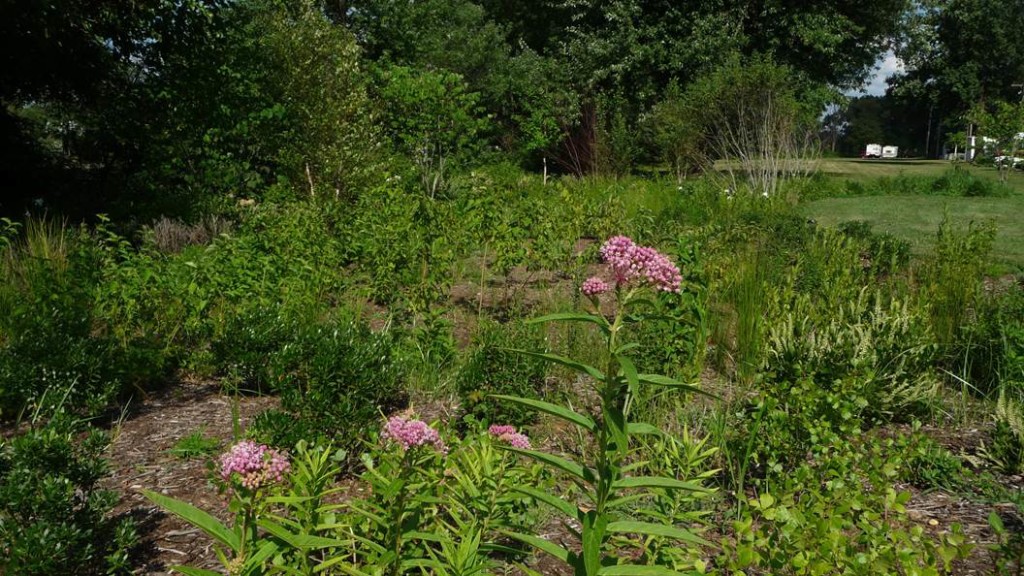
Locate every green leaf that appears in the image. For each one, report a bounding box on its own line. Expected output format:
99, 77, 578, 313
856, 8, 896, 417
606, 521, 713, 546
501, 531, 572, 564
612, 476, 709, 492
404, 530, 444, 543
513, 486, 580, 520
605, 493, 650, 511
143, 490, 240, 551
626, 422, 664, 436
499, 446, 594, 485
348, 533, 388, 555
617, 354, 640, 401
989, 511, 1005, 532
582, 511, 607, 575
614, 342, 641, 355
507, 349, 606, 382
597, 565, 687, 575
169, 567, 223, 576
491, 395, 596, 432
329, 562, 376, 576
257, 519, 347, 549
528, 312, 611, 333
604, 406, 629, 459
637, 374, 717, 398
246, 540, 281, 569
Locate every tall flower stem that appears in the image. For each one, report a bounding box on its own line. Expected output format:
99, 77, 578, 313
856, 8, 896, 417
386, 451, 413, 576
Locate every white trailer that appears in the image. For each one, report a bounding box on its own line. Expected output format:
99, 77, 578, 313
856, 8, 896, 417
864, 143, 882, 158
882, 145, 899, 159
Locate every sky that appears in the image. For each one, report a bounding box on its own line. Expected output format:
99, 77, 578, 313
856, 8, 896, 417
848, 51, 904, 97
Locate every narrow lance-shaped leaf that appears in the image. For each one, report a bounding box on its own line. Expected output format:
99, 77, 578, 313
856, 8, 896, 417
498, 445, 595, 485
512, 485, 580, 521
167, 568, 223, 576
505, 349, 606, 382
626, 422, 664, 436
617, 353, 641, 418
612, 476, 710, 492
582, 511, 607, 576
528, 312, 611, 334
597, 565, 688, 575
604, 405, 629, 460
257, 519, 348, 549
143, 490, 240, 551
606, 521, 713, 547
638, 374, 717, 399
491, 394, 596, 432
501, 530, 573, 564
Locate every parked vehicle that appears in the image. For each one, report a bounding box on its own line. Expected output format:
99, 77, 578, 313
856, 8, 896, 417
864, 143, 882, 158
882, 145, 899, 158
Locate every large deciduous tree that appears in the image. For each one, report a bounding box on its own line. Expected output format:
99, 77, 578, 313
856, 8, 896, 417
892, 0, 1024, 150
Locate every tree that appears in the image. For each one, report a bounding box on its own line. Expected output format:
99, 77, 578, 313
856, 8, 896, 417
681, 58, 825, 197
646, 80, 708, 181
373, 66, 492, 197
969, 100, 1024, 182
114, 0, 381, 212
892, 0, 1024, 152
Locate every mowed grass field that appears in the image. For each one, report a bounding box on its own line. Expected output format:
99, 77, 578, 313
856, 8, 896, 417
802, 159, 1024, 268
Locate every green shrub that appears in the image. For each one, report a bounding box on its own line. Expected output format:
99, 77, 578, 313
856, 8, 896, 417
0, 219, 165, 420
835, 168, 1011, 198
767, 289, 938, 420
837, 220, 911, 276
456, 318, 548, 426
0, 418, 137, 575
720, 431, 972, 574
245, 311, 406, 453
960, 283, 1024, 395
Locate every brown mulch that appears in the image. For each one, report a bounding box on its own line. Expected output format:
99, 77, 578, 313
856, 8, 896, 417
101, 379, 279, 575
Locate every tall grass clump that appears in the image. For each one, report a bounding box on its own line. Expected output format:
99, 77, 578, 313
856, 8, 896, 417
725, 249, 770, 383
923, 214, 996, 374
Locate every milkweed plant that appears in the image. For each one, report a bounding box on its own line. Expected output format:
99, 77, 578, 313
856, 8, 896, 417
494, 234, 714, 576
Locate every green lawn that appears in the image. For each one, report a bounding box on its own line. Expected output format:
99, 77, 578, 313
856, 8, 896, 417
802, 159, 1024, 268
817, 158, 1024, 192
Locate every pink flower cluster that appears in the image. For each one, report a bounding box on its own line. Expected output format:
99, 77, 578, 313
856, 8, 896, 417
597, 235, 681, 293
382, 415, 447, 453
488, 424, 531, 449
581, 276, 610, 297
219, 440, 290, 490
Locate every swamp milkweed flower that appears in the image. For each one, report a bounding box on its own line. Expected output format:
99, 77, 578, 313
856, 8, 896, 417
488, 424, 531, 449
598, 235, 681, 293
581, 276, 610, 297
382, 415, 447, 453
219, 440, 290, 490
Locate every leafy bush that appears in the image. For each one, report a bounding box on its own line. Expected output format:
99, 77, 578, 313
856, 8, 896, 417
835, 168, 1012, 198
0, 418, 137, 575
457, 319, 549, 426
0, 219, 165, 420
245, 311, 406, 453
720, 432, 972, 574
960, 283, 1024, 395
837, 220, 911, 276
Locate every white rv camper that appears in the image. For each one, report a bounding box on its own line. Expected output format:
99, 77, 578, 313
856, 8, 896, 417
882, 146, 899, 159
864, 143, 882, 158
